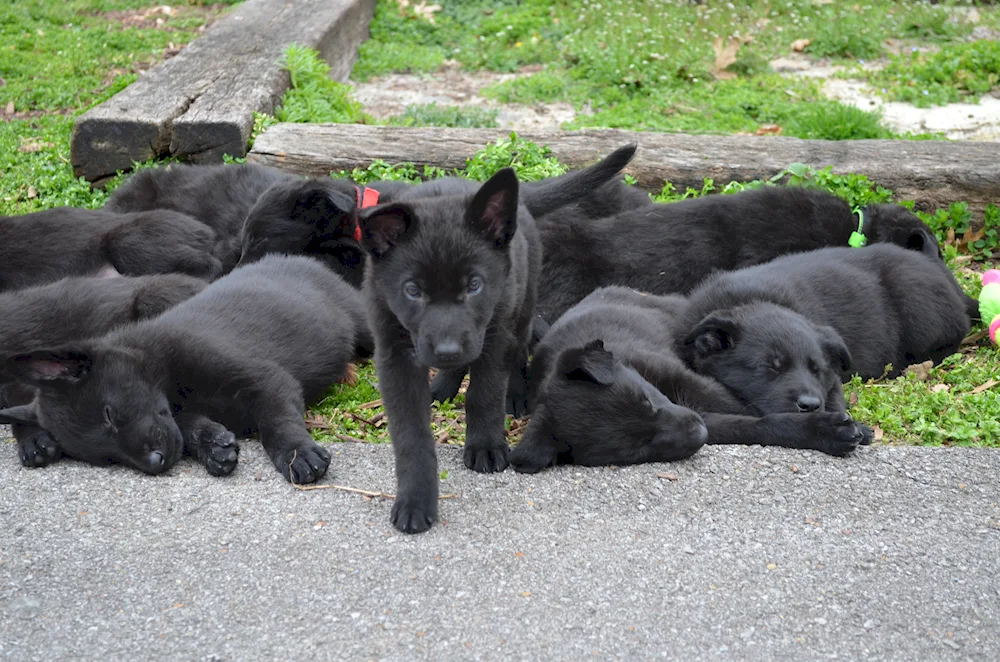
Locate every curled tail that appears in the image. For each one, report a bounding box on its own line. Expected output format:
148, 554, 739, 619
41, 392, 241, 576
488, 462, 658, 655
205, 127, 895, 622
521, 144, 638, 218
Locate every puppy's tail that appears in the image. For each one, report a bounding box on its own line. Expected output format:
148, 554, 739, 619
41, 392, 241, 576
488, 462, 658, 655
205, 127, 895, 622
521, 144, 637, 218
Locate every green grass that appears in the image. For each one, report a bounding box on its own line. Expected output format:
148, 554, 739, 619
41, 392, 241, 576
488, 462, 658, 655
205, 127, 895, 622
345, 0, 996, 139
864, 40, 1000, 107
0, 0, 240, 216
275, 45, 368, 124
387, 103, 499, 129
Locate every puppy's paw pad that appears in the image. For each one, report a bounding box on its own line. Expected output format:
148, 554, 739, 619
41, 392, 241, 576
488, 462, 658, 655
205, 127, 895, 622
464, 442, 510, 473
391, 497, 437, 534
202, 430, 240, 477
18, 432, 62, 468
277, 443, 331, 484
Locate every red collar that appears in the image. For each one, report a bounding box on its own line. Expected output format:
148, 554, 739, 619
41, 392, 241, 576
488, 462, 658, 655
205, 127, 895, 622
353, 186, 380, 241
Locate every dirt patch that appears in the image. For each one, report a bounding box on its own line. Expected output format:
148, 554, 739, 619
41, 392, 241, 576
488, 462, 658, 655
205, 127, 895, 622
350, 62, 580, 131
772, 55, 1000, 141
97, 4, 230, 32
0, 102, 74, 123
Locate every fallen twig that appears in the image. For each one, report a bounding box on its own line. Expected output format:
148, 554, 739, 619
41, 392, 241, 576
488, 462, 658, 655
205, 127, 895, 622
291, 483, 458, 500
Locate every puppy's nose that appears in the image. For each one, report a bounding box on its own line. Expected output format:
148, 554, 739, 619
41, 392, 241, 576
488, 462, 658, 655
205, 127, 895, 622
148, 451, 165, 472
796, 395, 822, 412
434, 340, 462, 364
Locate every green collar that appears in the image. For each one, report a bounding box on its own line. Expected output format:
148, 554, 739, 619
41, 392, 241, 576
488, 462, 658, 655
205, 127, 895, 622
848, 207, 868, 248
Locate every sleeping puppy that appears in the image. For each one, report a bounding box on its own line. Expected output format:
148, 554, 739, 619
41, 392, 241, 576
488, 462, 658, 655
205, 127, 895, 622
511, 287, 871, 473
677, 244, 973, 383
0, 207, 220, 291
0, 255, 367, 482
535, 185, 974, 323
0, 273, 207, 467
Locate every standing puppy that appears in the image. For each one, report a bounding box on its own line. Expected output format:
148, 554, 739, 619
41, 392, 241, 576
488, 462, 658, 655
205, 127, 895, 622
359, 168, 540, 534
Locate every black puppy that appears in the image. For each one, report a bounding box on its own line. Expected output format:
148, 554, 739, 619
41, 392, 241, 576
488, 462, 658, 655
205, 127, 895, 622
0, 273, 207, 467
678, 244, 972, 386
535, 185, 973, 322
0, 207, 220, 291
0, 255, 365, 482
359, 168, 541, 534
511, 287, 871, 473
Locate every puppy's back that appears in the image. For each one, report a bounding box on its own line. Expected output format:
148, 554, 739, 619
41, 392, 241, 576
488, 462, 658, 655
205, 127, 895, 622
145, 255, 362, 397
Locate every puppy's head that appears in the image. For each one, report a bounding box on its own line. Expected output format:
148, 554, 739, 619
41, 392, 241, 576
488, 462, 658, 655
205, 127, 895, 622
511, 340, 707, 473
683, 303, 850, 416
0, 345, 183, 475
358, 169, 521, 369
867, 204, 942, 259
239, 178, 366, 287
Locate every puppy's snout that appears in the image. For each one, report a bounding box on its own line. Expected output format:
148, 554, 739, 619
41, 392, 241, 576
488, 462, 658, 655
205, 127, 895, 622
147, 451, 166, 473
434, 340, 463, 364
796, 395, 822, 412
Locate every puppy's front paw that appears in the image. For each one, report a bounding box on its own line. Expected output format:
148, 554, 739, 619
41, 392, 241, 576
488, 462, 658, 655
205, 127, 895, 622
429, 368, 465, 403
858, 423, 874, 445
391, 492, 438, 534
199, 427, 240, 477
276, 442, 331, 484
17, 430, 62, 468
510, 441, 556, 474
464, 439, 510, 473
810, 412, 865, 457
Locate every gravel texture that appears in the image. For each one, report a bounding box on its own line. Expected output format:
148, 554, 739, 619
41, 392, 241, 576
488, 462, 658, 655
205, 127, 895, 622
2, 429, 999, 661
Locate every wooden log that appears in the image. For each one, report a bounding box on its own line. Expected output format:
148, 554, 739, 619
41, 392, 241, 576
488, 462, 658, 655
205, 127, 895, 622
248, 123, 1000, 213
71, 0, 375, 184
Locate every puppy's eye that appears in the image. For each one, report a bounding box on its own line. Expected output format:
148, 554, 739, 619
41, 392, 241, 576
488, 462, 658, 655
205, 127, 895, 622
103, 405, 116, 430
403, 281, 422, 300
467, 276, 483, 295
808, 359, 821, 375
768, 358, 784, 373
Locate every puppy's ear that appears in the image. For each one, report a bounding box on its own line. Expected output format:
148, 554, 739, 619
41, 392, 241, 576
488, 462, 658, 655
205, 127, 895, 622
558, 339, 616, 386
684, 312, 740, 355
0, 403, 39, 426
814, 324, 853, 374
288, 181, 357, 235
359, 204, 416, 258
7, 349, 93, 388
905, 228, 941, 259
467, 168, 519, 248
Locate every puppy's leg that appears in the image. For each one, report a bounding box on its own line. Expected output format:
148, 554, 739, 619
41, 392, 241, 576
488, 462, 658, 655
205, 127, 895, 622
702, 411, 867, 457
377, 345, 438, 534
217, 361, 330, 483
825, 386, 874, 445
176, 412, 240, 477
465, 341, 511, 473
13, 424, 62, 468
509, 411, 559, 474
105, 221, 222, 279
504, 347, 531, 419
430, 366, 467, 403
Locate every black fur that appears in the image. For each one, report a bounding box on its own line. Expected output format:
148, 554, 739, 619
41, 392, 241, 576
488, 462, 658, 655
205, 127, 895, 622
359, 168, 541, 534
0, 273, 207, 468
0, 208, 220, 291
677, 244, 973, 384
511, 287, 872, 473
0, 255, 367, 482
535, 185, 973, 322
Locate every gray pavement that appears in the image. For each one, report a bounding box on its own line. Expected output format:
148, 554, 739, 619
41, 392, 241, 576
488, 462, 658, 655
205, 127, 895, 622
1, 428, 999, 661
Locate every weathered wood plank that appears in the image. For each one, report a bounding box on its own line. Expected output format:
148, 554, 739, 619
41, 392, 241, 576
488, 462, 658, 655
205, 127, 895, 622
248, 123, 1000, 212
71, 0, 375, 184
